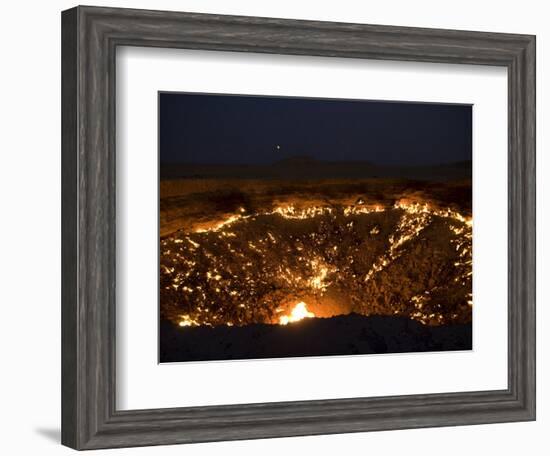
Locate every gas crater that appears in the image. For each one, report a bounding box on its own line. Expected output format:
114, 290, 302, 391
160, 200, 472, 328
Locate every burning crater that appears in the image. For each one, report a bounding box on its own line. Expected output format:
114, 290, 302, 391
160, 199, 472, 329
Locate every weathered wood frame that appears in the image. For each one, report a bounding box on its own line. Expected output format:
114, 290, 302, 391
61, 5, 536, 450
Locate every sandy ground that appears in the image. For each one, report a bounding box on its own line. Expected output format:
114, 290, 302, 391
160, 178, 471, 237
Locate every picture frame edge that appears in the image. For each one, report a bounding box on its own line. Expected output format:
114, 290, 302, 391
61, 5, 536, 450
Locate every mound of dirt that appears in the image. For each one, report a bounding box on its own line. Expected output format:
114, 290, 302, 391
159, 314, 472, 362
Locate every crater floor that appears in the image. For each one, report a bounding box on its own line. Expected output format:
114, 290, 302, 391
160, 198, 472, 328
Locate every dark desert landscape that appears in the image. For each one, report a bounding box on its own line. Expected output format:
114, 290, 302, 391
158, 93, 472, 362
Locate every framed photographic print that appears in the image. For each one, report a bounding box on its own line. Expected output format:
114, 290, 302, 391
158, 92, 474, 363
61, 5, 536, 450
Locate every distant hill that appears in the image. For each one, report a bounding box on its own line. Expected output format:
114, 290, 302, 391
160, 156, 472, 182
273, 155, 324, 166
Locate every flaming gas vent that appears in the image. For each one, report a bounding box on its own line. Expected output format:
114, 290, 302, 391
160, 199, 472, 328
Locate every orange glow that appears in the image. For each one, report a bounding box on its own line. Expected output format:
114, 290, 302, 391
164, 198, 472, 328
279, 302, 315, 325
178, 315, 199, 327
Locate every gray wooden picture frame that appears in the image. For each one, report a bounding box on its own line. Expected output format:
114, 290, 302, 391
61, 5, 536, 450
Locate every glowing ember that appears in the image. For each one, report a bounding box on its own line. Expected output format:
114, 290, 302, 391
161, 199, 472, 328
279, 302, 315, 325
178, 315, 199, 327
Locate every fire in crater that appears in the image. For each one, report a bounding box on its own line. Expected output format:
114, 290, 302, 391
160, 199, 472, 329
279, 302, 316, 325
157, 92, 474, 362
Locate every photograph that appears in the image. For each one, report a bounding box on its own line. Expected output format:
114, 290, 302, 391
158, 92, 473, 362
48, 3, 536, 452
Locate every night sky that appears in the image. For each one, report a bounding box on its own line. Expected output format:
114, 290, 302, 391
159, 92, 471, 167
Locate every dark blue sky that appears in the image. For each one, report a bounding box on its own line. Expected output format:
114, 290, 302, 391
159, 92, 471, 166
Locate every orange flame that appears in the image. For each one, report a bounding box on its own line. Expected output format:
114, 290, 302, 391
279, 302, 315, 325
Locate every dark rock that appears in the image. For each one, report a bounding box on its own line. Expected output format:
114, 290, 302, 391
160, 314, 472, 363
